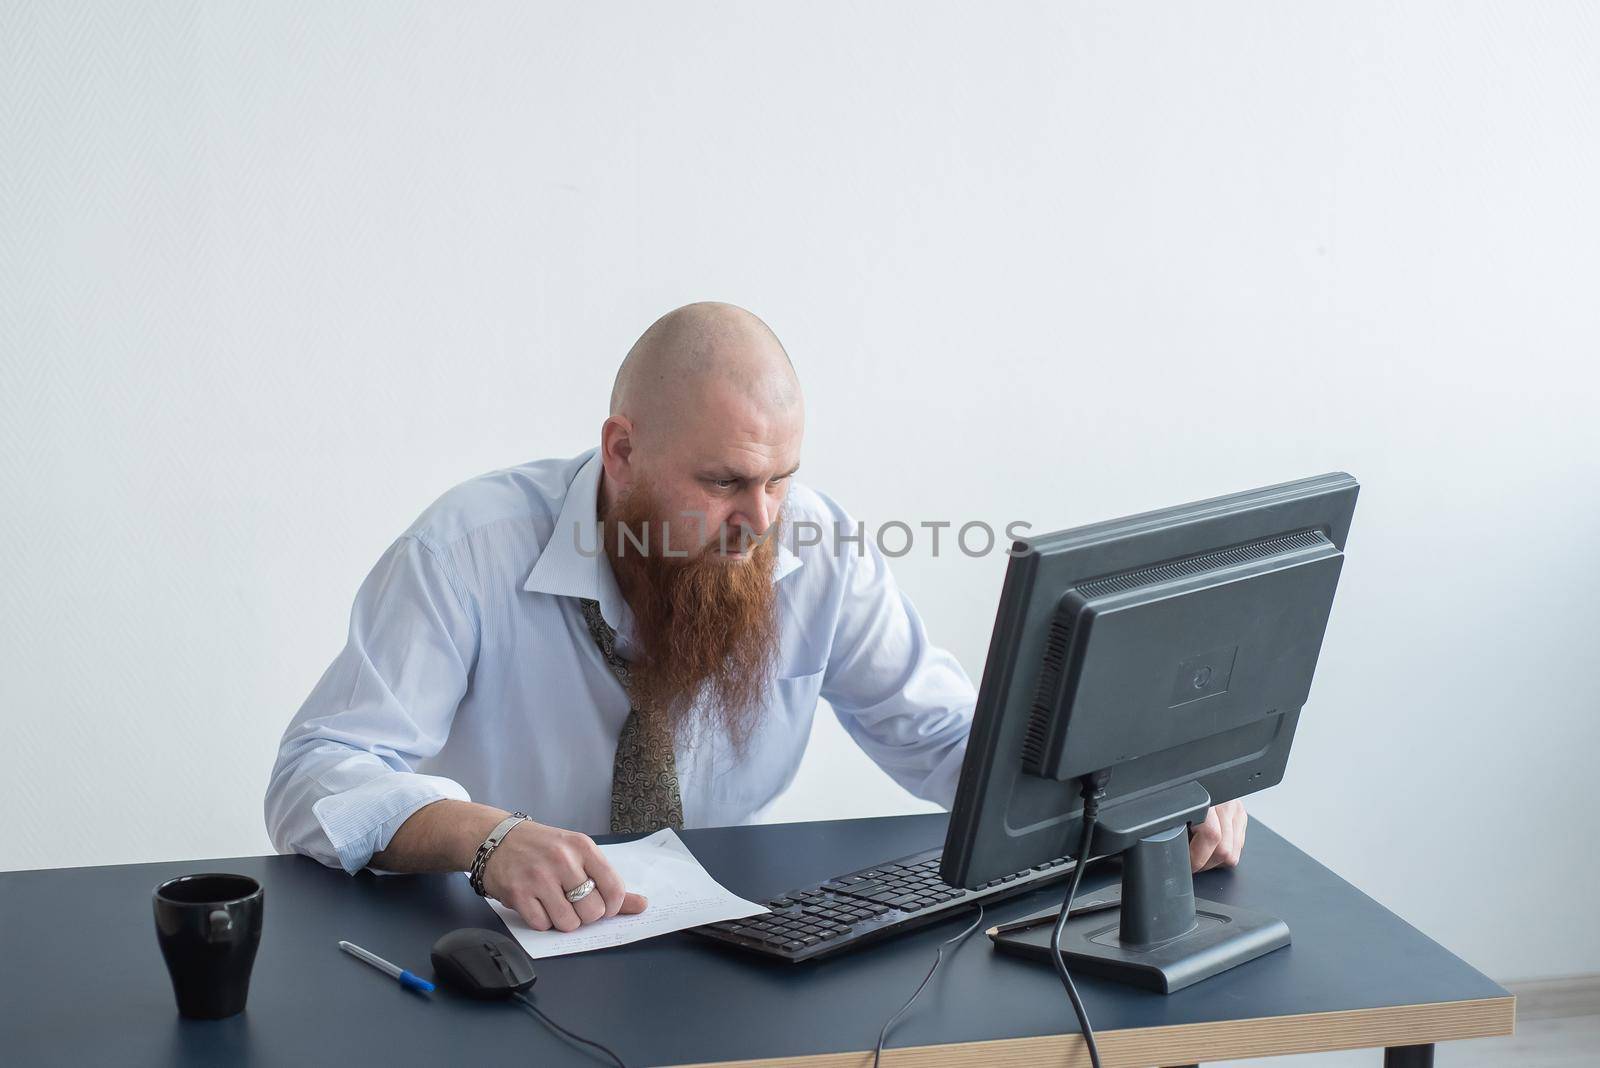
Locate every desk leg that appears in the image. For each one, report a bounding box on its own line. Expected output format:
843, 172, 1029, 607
1383, 1045, 1434, 1067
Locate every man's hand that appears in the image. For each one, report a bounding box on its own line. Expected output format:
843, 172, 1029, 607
482, 819, 648, 932
370, 800, 647, 933
1189, 800, 1248, 872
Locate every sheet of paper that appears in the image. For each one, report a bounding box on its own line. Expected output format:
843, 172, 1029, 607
486, 827, 769, 959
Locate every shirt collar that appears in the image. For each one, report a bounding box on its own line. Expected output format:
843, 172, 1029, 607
522, 449, 803, 631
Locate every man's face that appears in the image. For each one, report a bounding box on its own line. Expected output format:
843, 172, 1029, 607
624, 379, 804, 560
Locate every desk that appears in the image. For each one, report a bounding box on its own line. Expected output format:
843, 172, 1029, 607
0, 815, 1512, 1066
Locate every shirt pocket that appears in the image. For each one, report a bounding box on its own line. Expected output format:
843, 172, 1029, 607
708, 667, 826, 807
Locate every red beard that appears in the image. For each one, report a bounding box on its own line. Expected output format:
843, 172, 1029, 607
601, 482, 782, 754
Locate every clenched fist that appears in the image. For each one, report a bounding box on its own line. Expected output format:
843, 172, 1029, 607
1189, 800, 1248, 872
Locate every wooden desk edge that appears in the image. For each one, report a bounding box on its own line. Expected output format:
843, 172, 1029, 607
669, 994, 1516, 1068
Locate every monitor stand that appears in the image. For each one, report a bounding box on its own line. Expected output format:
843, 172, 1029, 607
1053, 783, 1291, 993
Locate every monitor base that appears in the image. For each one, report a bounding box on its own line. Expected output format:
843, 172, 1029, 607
1054, 893, 1290, 993
1053, 816, 1289, 993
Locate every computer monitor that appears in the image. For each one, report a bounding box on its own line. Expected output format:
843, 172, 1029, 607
941, 472, 1358, 992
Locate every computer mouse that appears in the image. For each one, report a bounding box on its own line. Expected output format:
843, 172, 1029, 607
430, 927, 538, 999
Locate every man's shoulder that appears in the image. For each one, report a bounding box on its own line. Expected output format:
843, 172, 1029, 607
781, 480, 868, 577
403, 451, 591, 554
784, 479, 851, 529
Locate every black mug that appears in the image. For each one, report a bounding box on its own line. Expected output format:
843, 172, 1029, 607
153, 873, 264, 1019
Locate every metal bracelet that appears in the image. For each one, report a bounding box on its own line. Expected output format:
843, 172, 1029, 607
469, 812, 529, 897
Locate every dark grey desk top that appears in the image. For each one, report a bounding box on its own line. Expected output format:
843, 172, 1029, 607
0, 815, 1511, 1066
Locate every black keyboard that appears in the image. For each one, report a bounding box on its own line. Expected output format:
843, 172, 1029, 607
690, 847, 1078, 962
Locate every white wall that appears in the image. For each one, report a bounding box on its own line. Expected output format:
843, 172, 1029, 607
3, 1, 1597, 982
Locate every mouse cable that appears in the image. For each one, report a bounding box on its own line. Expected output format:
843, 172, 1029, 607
871, 902, 986, 1068
1051, 771, 1111, 1068
511, 991, 627, 1068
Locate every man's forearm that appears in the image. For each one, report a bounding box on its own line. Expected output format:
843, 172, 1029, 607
371, 799, 510, 873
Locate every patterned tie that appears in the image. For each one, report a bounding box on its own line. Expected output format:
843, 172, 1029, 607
577, 597, 685, 835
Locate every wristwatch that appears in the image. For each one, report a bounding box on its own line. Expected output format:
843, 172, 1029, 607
469, 812, 529, 897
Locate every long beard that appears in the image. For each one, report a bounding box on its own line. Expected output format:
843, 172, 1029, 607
601, 484, 781, 755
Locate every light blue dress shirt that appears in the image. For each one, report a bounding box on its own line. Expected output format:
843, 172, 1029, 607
265, 448, 976, 873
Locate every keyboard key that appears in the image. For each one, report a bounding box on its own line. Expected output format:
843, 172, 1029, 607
863, 892, 908, 907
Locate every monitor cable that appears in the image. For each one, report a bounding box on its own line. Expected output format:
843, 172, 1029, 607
511, 991, 628, 1067
1051, 771, 1110, 1068
871, 903, 987, 1068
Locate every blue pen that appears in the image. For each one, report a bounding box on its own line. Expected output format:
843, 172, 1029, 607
339, 940, 435, 993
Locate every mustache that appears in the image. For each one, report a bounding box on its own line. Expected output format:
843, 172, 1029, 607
598, 517, 782, 558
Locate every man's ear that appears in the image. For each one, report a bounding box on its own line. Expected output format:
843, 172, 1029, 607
600, 415, 636, 489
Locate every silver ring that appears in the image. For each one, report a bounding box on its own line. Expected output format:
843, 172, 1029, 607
564, 878, 597, 904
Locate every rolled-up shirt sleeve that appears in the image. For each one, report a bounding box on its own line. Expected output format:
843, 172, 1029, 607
817, 506, 976, 808
264, 533, 479, 873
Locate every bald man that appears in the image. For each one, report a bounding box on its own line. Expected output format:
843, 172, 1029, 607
264, 303, 1247, 934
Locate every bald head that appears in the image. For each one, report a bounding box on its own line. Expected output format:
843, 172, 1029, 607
598, 302, 805, 559
610, 302, 801, 435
